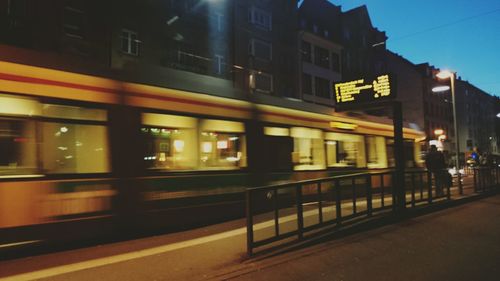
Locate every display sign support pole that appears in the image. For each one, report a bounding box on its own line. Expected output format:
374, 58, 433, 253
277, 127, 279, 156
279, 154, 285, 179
392, 101, 406, 211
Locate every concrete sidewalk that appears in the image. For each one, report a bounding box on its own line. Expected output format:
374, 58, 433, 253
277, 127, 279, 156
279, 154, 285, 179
0, 178, 495, 281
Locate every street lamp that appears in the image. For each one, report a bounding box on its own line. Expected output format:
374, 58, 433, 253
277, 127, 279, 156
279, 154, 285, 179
432, 70, 463, 194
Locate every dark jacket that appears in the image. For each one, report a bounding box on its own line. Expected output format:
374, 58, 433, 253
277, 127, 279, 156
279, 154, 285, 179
425, 150, 446, 172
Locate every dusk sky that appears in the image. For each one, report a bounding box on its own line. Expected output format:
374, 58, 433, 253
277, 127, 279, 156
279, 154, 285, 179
323, 0, 500, 97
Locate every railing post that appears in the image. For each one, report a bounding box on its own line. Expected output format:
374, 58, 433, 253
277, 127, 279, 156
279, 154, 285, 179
352, 177, 357, 214
317, 182, 323, 224
335, 179, 342, 226
366, 174, 373, 217
273, 188, 279, 236
380, 174, 385, 208
411, 173, 416, 208
419, 172, 424, 200
446, 170, 451, 200
246, 189, 254, 256
296, 184, 304, 240
427, 171, 433, 204
473, 168, 478, 193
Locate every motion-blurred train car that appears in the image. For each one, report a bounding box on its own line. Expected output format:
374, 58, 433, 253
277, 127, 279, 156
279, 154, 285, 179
0, 60, 425, 249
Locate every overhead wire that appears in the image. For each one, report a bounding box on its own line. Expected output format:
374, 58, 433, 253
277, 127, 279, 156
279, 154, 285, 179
391, 7, 500, 41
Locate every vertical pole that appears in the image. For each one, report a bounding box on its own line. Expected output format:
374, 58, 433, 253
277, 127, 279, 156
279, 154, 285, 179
380, 174, 385, 208
393, 102, 406, 211
317, 182, 323, 224
451, 73, 463, 195
273, 188, 279, 236
427, 171, 433, 204
335, 179, 342, 226
352, 177, 357, 214
246, 189, 254, 256
366, 174, 373, 216
296, 185, 304, 240
411, 173, 416, 208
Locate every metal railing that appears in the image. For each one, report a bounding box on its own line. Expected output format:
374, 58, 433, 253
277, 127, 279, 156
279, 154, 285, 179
246, 167, 499, 256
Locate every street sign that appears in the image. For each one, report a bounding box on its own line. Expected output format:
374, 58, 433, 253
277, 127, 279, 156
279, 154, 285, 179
334, 74, 395, 110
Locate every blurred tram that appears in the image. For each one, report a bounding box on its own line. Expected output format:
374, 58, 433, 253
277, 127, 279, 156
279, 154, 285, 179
0, 60, 425, 248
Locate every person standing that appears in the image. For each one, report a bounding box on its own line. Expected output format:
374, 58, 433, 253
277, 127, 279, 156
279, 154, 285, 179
425, 145, 447, 196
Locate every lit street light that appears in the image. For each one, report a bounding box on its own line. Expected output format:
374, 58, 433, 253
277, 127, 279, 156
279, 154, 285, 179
432, 70, 463, 195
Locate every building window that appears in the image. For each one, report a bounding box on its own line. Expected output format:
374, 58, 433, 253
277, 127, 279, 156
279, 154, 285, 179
313, 24, 318, 33
301, 41, 312, 63
331, 52, 340, 72
63, 5, 85, 39
314, 46, 329, 69
215, 12, 224, 32
324, 29, 329, 38
248, 7, 272, 31
121, 29, 140, 56
213, 54, 226, 75
314, 77, 330, 99
249, 38, 272, 61
302, 73, 312, 95
250, 71, 273, 93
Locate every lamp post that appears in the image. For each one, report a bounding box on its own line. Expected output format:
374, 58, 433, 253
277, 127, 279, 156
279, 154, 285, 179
433, 70, 463, 194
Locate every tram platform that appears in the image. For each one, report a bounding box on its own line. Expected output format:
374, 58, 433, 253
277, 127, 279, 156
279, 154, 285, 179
0, 178, 498, 281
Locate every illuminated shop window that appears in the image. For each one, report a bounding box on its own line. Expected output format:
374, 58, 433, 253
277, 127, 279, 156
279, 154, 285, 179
199, 119, 246, 170
366, 136, 388, 169
142, 113, 197, 170
291, 127, 325, 171
325, 132, 366, 168
42, 123, 109, 174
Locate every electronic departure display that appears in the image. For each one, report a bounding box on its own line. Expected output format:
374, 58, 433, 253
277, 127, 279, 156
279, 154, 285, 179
334, 74, 395, 109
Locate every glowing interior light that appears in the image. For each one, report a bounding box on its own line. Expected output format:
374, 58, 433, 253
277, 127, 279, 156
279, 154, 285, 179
202, 142, 213, 153
173, 140, 185, 152
217, 140, 228, 149
229, 137, 239, 141
60, 127, 68, 133
326, 141, 337, 145
57, 146, 68, 151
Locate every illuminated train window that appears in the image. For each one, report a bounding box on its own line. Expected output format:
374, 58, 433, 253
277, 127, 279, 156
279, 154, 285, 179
291, 127, 325, 171
325, 132, 366, 168
0, 94, 110, 175
141, 114, 247, 171
0, 119, 37, 175
142, 113, 197, 170
199, 119, 246, 170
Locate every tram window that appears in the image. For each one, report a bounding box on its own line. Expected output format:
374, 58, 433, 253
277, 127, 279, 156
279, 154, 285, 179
200, 132, 246, 169
366, 136, 388, 168
291, 127, 325, 170
142, 127, 197, 170
142, 113, 198, 170
0, 119, 37, 175
41, 123, 109, 173
325, 132, 366, 168
199, 119, 246, 170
